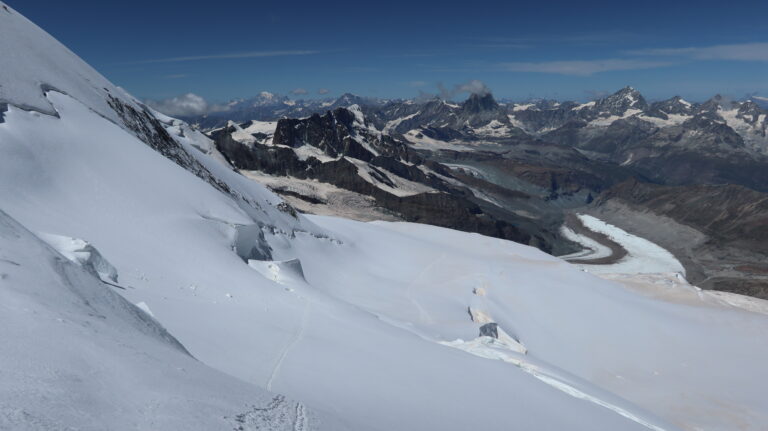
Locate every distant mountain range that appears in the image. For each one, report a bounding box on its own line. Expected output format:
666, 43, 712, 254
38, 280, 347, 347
185, 88, 768, 147
184, 92, 390, 129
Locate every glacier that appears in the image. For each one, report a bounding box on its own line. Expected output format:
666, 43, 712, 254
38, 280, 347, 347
1, 2, 767, 430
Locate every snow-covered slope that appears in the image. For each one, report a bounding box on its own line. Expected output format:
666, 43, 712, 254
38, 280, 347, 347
0, 3, 137, 122
2, 3, 768, 431
0, 89, 652, 431
0, 208, 348, 431
279, 217, 768, 431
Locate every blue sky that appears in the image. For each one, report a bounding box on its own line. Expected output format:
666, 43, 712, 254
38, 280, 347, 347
11, 0, 768, 108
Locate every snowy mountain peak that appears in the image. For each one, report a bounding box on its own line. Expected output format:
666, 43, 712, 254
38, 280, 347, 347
647, 95, 696, 117
698, 94, 738, 115
329, 93, 375, 109
250, 91, 288, 107
738, 100, 765, 116
336, 92, 358, 102
674, 96, 691, 105
613, 86, 643, 104
595, 86, 648, 114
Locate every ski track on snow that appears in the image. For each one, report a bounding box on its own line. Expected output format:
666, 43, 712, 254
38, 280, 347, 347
405, 253, 446, 324
266, 299, 310, 392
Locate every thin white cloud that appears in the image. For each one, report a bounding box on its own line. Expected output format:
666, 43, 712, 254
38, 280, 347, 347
317, 88, 330, 95
290, 88, 309, 95
144, 93, 228, 117
456, 80, 490, 95
629, 42, 768, 61
128, 50, 321, 64
459, 41, 530, 49
499, 59, 674, 76
435, 80, 492, 98
496, 42, 768, 77
465, 32, 643, 47
754, 95, 768, 102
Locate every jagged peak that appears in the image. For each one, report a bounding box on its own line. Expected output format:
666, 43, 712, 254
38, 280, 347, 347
652, 95, 693, 111
462, 92, 499, 113
609, 86, 642, 100
699, 94, 738, 112
596, 86, 647, 112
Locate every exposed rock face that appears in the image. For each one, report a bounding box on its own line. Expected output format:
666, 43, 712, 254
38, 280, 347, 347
479, 323, 499, 338
510, 107, 579, 135
362, 92, 524, 140
508, 87, 648, 135
463, 93, 499, 114
597, 180, 768, 255
457, 93, 510, 128
537, 100, 768, 192
108, 96, 235, 196
375, 98, 457, 134
646, 96, 695, 118
738, 101, 766, 125
271, 107, 413, 162
593, 86, 648, 115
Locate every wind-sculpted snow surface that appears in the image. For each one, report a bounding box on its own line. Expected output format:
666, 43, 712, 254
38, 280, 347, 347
37, 232, 120, 283
276, 217, 768, 431
0, 2, 138, 121
0, 210, 346, 431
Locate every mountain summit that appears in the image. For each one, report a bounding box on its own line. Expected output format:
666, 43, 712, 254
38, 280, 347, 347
594, 86, 648, 115
462, 92, 500, 114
